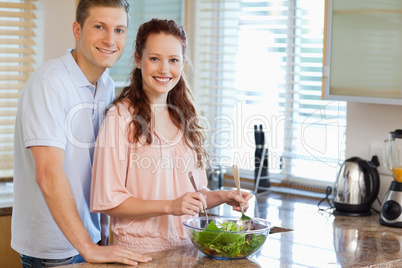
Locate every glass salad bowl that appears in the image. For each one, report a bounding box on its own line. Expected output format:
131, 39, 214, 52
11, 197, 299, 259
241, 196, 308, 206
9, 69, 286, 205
183, 216, 273, 260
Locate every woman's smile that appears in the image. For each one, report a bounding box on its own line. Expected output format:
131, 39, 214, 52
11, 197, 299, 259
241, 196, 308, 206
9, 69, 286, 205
154, 76, 172, 83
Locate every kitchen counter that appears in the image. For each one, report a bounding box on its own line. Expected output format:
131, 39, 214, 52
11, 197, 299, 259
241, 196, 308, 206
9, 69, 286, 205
52, 188, 402, 268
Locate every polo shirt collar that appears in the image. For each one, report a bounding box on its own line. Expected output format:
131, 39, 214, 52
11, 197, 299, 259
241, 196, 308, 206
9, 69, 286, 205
61, 49, 107, 89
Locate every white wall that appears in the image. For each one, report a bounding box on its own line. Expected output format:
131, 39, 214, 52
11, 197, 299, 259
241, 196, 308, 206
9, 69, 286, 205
346, 102, 402, 209
38, 0, 76, 63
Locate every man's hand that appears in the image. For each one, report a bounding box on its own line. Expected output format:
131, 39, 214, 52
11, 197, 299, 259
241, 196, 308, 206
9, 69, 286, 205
83, 244, 151, 265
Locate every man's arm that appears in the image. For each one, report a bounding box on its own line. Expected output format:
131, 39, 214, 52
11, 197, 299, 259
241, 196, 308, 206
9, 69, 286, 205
31, 146, 151, 265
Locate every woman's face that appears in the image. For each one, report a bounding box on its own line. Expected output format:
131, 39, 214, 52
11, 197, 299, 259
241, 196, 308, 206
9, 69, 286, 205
136, 33, 184, 100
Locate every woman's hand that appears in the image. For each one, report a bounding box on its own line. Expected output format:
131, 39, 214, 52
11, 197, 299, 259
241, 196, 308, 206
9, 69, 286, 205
170, 192, 208, 216
222, 190, 253, 212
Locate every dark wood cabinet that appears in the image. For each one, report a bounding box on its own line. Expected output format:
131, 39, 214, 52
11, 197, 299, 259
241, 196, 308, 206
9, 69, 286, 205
0, 215, 21, 267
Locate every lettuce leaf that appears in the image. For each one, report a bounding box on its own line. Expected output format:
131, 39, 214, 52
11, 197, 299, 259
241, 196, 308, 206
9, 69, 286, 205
192, 220, 266, 258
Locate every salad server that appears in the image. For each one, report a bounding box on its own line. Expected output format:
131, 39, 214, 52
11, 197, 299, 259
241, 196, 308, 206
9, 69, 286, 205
232, 164, 253, 230
188, 171, 209, 226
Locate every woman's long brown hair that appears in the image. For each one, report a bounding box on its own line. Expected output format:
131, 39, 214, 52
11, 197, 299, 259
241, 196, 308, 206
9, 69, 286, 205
108, 18, 207, 168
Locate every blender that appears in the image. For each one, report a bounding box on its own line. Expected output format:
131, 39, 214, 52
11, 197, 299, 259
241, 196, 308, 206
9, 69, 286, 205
380, 129, 402, 227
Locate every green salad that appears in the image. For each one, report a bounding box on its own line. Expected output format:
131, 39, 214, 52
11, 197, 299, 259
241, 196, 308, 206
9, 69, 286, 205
191, 220, 267, 259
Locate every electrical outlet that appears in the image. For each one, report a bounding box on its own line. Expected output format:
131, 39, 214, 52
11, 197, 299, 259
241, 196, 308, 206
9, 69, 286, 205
370, 141, 392, 176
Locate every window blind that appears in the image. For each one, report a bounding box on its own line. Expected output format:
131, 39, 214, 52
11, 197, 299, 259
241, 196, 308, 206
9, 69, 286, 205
193, 0, 347, 184
192, 0, 241, 166
0, 0, 36, 178
109, 0, 184, 86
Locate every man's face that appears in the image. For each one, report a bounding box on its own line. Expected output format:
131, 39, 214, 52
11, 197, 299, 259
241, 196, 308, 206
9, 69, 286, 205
73, 6, 128, 75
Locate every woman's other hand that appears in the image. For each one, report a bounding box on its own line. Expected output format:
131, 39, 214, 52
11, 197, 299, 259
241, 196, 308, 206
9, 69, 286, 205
222, 190, 253, 212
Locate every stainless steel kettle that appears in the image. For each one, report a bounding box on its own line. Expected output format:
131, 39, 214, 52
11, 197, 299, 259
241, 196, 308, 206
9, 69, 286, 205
333, 156, 380, 216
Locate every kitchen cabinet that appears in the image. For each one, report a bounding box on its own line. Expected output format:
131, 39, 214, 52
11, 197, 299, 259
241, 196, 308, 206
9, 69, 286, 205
0, 215, 21, 267
323, 0, 402, 105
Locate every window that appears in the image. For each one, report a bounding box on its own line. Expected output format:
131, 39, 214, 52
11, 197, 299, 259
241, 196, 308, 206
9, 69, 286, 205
0, 0, 37, 178
109, 0, 185, 87
190, 0, 347, 186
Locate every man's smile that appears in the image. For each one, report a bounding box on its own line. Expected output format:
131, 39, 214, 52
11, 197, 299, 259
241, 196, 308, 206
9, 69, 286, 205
97, 47, 115, 54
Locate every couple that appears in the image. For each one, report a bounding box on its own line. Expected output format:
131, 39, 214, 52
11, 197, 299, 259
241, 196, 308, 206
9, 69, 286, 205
11, 0, 253, 267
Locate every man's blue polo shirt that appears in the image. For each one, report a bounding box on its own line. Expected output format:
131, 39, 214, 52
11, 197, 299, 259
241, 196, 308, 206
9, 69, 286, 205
12, 49, 115, 259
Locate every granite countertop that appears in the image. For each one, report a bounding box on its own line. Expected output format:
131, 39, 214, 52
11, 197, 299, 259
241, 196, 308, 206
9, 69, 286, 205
56, 190, 402, 268
3, 183, 402, 267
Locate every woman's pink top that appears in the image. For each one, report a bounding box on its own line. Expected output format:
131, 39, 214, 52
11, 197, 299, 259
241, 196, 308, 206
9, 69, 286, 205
90, 101, 208, 253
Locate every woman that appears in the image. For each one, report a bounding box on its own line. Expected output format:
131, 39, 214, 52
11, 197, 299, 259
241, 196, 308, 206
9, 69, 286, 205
90, 18, 253, 254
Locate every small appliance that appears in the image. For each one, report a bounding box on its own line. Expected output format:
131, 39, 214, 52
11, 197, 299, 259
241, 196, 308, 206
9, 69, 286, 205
333, 156, 380, 216
380, 129, 402, 227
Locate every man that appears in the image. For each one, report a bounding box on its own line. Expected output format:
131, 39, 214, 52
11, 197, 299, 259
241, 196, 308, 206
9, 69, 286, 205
11, 0, 151, 266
